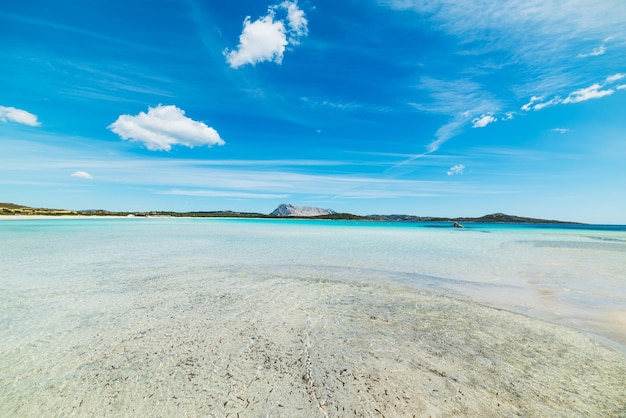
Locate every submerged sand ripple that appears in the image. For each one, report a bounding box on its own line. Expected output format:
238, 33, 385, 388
1, 269, 625, 417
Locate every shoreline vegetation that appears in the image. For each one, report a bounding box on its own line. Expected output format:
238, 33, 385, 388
0, 202, 579, 224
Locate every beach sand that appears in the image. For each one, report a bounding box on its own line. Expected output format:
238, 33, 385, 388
2, 269, 624, 417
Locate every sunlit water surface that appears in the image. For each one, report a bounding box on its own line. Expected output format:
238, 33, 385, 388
1, 218, 625, 415
2, 218, 625, 343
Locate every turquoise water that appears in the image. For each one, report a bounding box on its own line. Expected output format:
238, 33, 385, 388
1, 217, 624, 344
1, 217, 625, 416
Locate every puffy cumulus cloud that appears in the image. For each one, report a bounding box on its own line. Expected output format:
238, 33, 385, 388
108, 105, 225, 151
562, 83, 613, 104
472, 114, 497, 128
447, 164, 465, 176
225, 15, 287, 68
71, 171, 93, 179
225, 1, 308, 68
0, 106, 41, 126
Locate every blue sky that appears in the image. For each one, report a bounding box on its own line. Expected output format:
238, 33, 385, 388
1, 0, 625, 223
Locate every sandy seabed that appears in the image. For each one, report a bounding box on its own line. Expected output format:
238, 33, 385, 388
1, 269, 625, 418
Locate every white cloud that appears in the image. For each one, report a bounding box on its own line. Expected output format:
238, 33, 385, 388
521, 96, 542, 111
606, 73, 625, 83
447, 164, 465, 176
279, 1, 308, 38
523, 74, 621, 111
533, 96, 562, 110
551, 128, 570, 134
108, 105, 225, 151
71, 171, 93, 179
225, 1, 308, 68
521, 95, 562, 111
562, 83, 614, 104
472, 114, 497, 128
503, 112, 514, 120
225, 15, 287, 68
617, 84, 626, 90
0, 106, 41, 126
577, 44, 606, 58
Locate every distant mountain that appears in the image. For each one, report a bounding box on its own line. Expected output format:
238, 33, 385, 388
270, 203, 337, 217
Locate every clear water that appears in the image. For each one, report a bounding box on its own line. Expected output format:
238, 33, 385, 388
1, 218, 624, 343
1, 218, 625, 415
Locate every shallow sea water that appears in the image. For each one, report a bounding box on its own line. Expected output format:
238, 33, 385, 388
1, 218, 625, 416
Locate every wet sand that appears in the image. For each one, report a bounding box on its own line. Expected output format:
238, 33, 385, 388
2, 270, 624, 417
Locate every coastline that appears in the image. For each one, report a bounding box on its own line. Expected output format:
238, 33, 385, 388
0, 202, 591, 224
0, 215, 135, 220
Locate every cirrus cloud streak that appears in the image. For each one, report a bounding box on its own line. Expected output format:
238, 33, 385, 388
521, 73, 624, 111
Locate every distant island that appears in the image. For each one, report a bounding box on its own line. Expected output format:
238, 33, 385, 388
270, 203, 336, 217
0, 202, 580, 224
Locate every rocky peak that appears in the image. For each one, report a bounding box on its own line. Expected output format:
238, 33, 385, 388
270, 203, 336, 217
